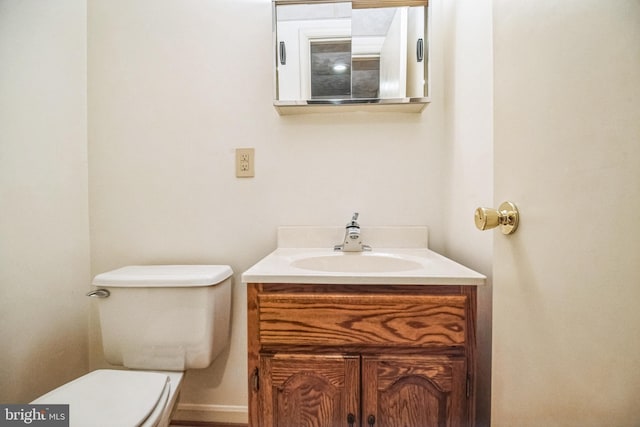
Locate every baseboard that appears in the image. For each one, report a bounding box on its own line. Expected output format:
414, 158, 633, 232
171, 403, 248, 426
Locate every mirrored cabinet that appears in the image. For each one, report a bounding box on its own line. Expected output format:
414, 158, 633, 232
273, 0, 430, 114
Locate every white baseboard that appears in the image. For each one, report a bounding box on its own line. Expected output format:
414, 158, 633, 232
173, 403, 248, 424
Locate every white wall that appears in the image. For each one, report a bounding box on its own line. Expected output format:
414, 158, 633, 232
87, 0, 447, 422
0, 0, 90, 403
441, 0, 493, 425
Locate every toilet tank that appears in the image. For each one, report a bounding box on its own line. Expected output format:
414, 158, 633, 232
91, 265, 232, 371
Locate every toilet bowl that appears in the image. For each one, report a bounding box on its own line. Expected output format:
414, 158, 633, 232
32, 370, 183, 427
32, 265, 233, 427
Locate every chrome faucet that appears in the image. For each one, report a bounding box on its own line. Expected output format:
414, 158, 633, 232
334, 212, 371, 252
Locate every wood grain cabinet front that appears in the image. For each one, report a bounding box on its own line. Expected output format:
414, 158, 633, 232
259, 353, 359, 427
248, 284, 477, 427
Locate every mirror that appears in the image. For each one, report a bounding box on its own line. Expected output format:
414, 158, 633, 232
273, 0, 429, 113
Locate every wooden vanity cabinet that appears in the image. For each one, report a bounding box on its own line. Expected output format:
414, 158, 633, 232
247, 283, 477, 427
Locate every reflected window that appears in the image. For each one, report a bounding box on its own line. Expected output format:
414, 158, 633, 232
310, 40, 352, 99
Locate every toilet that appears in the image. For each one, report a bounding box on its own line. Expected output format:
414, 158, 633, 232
32, 265, 233, 427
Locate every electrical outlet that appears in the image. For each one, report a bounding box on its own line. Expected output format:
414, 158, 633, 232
236, 148, 255, 178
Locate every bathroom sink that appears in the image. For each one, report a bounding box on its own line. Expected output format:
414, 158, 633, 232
243, 247, 486, 285
290, 253, 423, 273
241, 226, 486, 285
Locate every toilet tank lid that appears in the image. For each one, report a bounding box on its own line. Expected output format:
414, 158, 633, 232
92, 265, 233, 287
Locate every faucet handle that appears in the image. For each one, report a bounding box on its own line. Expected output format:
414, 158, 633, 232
348, 212, 360, 227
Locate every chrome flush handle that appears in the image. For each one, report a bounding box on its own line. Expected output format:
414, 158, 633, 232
86, 289, 110, 298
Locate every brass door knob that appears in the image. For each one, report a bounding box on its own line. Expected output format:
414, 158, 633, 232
474, 201, 519, 235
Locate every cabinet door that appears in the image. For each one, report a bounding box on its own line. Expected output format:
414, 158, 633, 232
260, 353, 360, 427
362, 355, 467, 427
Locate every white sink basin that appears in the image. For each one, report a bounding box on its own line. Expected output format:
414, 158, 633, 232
242, 246, 486, 286
291, 253, 423, 273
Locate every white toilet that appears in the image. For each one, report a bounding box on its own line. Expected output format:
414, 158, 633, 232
32, 265, 233, 427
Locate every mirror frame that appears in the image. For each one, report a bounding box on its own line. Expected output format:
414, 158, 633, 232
272, 0, 430, 114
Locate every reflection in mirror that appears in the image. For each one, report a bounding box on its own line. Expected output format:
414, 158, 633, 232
310, 39, 352, 99
274, 0, 429, 112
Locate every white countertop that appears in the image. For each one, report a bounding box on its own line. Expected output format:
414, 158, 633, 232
242, 247, 486, 286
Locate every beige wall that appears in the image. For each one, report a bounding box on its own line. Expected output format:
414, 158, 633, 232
492, 0, 640, 425
441, 0, 493, 426
0, 0, 90, 403
87, 0, 448, 422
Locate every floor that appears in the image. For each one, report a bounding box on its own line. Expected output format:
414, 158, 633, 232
170, 422, 247, 427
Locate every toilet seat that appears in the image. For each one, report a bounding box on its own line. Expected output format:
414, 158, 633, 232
32, 370, 170, 427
